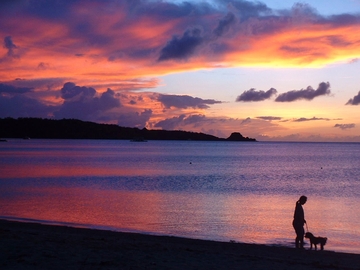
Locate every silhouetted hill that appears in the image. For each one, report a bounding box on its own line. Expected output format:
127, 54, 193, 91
0, 118, 256, 141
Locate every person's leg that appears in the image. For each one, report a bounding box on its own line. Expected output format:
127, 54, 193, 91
294, 225, 304, 248
299, 226, 305, 248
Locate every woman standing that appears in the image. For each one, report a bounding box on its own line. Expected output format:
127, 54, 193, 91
293, 195, 307, 248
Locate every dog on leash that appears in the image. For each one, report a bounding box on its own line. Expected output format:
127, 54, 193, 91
305, 232, 327, 250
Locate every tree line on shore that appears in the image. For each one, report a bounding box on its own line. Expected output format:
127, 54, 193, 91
0, 117, 256, 141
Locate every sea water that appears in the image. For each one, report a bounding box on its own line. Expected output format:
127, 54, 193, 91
0, 139, 359, 254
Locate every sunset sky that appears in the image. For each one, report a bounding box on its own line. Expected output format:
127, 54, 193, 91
1, 0, 360, 142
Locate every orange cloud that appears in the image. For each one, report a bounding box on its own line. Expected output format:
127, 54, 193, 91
2, 1, 360, 88
1, 1, 360, 141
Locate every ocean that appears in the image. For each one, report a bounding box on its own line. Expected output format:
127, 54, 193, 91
0, 139, 359, 254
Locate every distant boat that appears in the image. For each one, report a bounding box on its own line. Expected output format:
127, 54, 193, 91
0, 138, 7, 142
23, 136, 30, 140
130, 137, 147, 142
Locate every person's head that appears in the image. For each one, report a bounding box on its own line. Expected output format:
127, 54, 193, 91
298, 195, 307, 205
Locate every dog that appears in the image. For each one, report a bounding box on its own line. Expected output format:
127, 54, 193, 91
305, 232, 327, 250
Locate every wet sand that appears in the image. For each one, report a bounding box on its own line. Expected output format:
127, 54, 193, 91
1, 219, 359, 269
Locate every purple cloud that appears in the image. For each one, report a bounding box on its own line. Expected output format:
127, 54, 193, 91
154, 114, 209, 130
256, 116, 282, 121
158, 94, 221, 109
275, 82, 331, 102
236, 88, 277, 102
60, 82, 96, 100
241, 117, 251, 125
158, 28, 204, 61
293, 117, 330, 122
213, 12, 236, 37
0, 95, 54, 118
117, 109, 152, 128
154, 114, 186, 130
4, 36, 18, 58
334, 123, 355, 130
346, 91, 360, 105
54, 83, 121, 121
0, 83, 33, 94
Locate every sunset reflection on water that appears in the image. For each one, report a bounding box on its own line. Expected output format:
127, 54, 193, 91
1, 164, 151, 178
3, 182, 355, 252
1, 139, 360, 254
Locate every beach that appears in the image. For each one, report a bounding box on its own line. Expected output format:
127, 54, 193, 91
1, 220, 359, 269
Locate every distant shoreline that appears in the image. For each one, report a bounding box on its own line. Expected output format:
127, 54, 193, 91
1, 219, 359, 269
0, 117, 256, 142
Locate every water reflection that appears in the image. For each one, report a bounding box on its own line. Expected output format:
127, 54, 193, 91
1, 183, 359, 254
1, 140, 360, 254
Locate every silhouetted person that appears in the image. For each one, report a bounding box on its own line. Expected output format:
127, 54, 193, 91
293, 195, 307, 248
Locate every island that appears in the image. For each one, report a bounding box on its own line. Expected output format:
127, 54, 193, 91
0, 117, 256, 141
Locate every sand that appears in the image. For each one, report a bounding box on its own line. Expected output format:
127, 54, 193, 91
1, 219, 359, 269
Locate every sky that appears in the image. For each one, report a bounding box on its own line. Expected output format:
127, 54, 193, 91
1, 0, 360, 142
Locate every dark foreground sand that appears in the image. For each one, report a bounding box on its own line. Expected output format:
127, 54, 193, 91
1, 220, 359, 269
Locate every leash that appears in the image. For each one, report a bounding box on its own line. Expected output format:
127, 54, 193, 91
305, 222, 309, 232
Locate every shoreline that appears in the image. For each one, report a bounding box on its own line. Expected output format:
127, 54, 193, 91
1, 219, 359, 269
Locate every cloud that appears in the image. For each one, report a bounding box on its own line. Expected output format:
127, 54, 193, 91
334, 123, 355, 130
154, 114, 186, 130
0, 95, 54, 118
117, 109, 152, 128
241, 117, 251, 125
154, 114, 284, 140
0, 83, 33, 94
3, 36, 18, 58
8, 77, 66, 91
158, 94, 222, 109
54, 83, 121, 121
236, 88, 277, 102
346, 91, 360, 105
293, 117, 330, 122
2, 0, 360, 83
213, 12, 236, 37
275, 82, 331, 102
158, 28, 204, 61
154, 114, 212, 130
256, 116, 282, 121
60, 82, 96, 100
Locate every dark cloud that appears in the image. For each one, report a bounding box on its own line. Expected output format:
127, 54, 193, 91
334, 123, 355, 130
241, 117, 251, 125
324, 14, 360, 27
236, 88, 277, 102
54, 83, 121, 121
0, 95, 54, 118
158, 28, 204, 61
218, 0, 272, 20
37, 62, 49, 70
7, 78, 65, 91
126, 0, 213, 21
117, 109, 152, 128
183, 114, 207, 127
25, 0, 77, 21
154, 114, 208, 130
275, 82, 331, 102
213, 12, 236, 37
154, 114, 185, 130
158, 94, 221, 109
0, 83, 33, 94
256, 116, 282, 121
60, 82, 96, 100
346, 91, 360, 105
4, 36, 18, 58
293, 117, 330, 122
